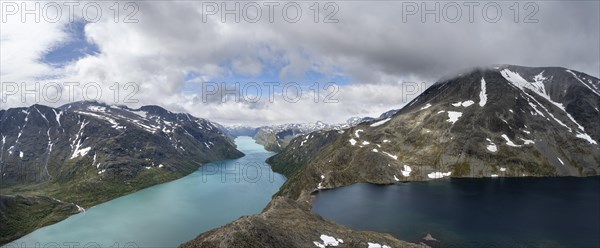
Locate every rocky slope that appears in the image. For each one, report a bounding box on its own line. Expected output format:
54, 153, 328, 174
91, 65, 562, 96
181, 197, 427, 248
253, 121, 332, 152
0, 195, 80, 244
182, 65, 600, 247
0, 101, 244, 244
268, 65, 600, 201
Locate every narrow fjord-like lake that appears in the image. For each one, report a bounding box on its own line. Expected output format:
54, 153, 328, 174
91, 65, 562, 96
313, 177, 600, 248
6, 136, 286, 248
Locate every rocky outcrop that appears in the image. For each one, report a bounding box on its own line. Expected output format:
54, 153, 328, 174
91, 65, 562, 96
182, 197, 427, 248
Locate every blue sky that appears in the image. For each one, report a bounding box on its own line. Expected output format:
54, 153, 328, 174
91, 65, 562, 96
41, 20, 99, 67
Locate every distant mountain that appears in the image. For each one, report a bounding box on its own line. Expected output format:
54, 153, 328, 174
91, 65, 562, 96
267, 65, 600, 201
377, 108, 400, 119
0, 101, 243, 244
254, 112, 398, 152
225, 125, 259, 138
254, 121, 331, 152
344, 116, 375, 127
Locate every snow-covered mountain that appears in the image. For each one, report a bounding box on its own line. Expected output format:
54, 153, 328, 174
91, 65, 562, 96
253, 112, 397, 152
268, 65, 600, 201
0, 101, 245, 243
0, 100, 242, 201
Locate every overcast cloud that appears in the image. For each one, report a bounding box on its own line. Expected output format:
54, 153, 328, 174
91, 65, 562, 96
1, 1, 598, 126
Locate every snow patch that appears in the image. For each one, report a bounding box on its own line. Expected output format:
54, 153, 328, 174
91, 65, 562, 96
76, 111, 123, 130
313, 234, 343, 248
370, 118, 391, 127
401, 165, 412, 177
501, 134, 521, 147
487, 144, 497, 153
557, 158, 564, 165
491, 174, 499, 178
486, 138, 498, 152
382, 151, 397, 160
394, 175, 399, 181
34, 107, 49, 123
566, 70, 600, 96
72, 147, 91, 159
462, 100, 475, 107
500, 167, 507, 172
479, 77, 488, 107
70, 120, 89, 159
503, 69, 586, 132
367, 242, 391, 248
520, 138, 535, 145
75, 204, 86, 212
428, 171, 451, 179
528, 102, 546, 117
451, 100, 474, 107
576, 133, 598, 145
317, 182, 325, 190
130, 110, 148, 119
420, 103, 432, 110
354, 129, 363, 138
446, 111, 462, 124
349, 139, 357, 146
87, 106, 106, 112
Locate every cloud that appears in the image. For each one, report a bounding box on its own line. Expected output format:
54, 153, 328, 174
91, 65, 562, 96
1, 1, 598, 125
169, 82, 416, 126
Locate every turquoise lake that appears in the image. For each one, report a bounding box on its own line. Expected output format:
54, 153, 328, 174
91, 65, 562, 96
5, 136, 286, 248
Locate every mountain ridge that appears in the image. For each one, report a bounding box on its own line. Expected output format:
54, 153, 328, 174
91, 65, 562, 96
0, 101, 244, 245
183, 64, 600, 247
267, 65, 600, 202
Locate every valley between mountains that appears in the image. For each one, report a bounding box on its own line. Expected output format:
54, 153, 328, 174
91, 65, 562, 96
185, 65, 600, 247
1, 65, 599, 247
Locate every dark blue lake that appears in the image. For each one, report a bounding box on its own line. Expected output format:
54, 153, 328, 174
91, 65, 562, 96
312, 177, 600, 248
